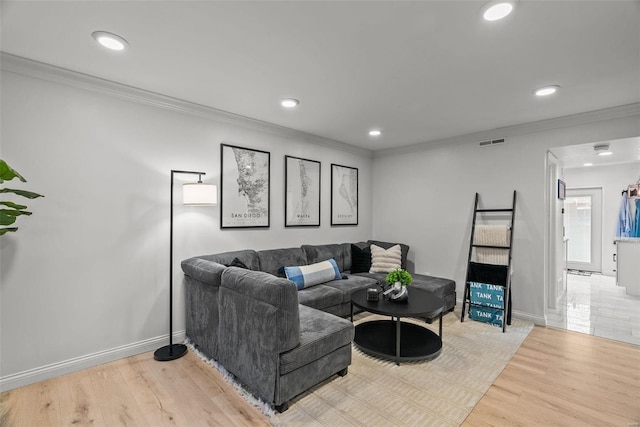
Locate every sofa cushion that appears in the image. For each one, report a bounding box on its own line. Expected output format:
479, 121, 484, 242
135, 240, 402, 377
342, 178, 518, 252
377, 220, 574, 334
285, 259, 341, 290
297, 284, 344, 310
301, 244, 349, 272
411, 273, 456, 300
351, 271, 387, 284
369, 244, 402, 273
323, 274, 380, 303
196, 250, 260, 271
367, 240, 410, 270
257, 247, 307, 277
280, 304, 354, 375
350, 244, 372, 273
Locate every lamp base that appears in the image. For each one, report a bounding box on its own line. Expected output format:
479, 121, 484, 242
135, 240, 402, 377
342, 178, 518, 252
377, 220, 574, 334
154, 343, 188, 361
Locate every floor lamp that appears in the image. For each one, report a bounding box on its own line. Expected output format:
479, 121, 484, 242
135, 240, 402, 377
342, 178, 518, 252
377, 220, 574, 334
154, 169, 217, 361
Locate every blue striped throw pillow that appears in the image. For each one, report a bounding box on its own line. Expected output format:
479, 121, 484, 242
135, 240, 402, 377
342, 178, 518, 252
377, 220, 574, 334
285, 258, 341, 290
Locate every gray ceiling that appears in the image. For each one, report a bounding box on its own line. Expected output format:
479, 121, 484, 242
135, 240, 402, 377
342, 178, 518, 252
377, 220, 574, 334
1, 1, 639, 152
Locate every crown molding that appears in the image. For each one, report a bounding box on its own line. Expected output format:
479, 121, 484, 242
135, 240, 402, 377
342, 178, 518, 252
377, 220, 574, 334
3, 52, 637, 161
1, 52, 372, 158
374, 103, 640, 159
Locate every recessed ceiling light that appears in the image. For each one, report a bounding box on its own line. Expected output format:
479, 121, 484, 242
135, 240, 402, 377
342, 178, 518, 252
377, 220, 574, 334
280, 98, 299, 108
594, 143, 612, 156
481, 1, 515, 21
92, 31, 128, 51
583, 163, 593, 167
369, 129, 382, 137
534, 85, 560, 97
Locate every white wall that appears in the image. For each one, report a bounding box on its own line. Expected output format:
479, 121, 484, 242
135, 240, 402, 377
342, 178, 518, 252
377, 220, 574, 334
0, 68, 373, 389
564, 162, 640, 275
372, 113, 640, 325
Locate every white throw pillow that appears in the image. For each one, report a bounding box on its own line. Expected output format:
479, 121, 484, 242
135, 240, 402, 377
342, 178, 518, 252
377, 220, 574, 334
369, 244, 402, 273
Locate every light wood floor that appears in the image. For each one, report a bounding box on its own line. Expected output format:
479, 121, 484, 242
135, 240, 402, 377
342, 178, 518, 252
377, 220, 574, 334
463, 326, 640, 426
2, 326, 639, 426
0, 350, 271, 427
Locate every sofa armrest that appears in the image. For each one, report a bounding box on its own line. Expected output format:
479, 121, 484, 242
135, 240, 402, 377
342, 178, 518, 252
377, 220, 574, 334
219, 267, 300, 353
181, 257, 227, 287
217, 267, 301, 404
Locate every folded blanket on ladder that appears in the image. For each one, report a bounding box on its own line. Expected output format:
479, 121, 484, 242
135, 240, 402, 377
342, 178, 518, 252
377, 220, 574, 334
473, 225, 510, 265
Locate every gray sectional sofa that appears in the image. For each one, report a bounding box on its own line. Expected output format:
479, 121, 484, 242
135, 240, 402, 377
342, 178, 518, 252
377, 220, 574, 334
181, 240, 455, 412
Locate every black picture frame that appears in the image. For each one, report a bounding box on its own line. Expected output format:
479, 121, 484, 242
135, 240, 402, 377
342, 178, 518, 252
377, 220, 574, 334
220, 143, 270, 228
285, 155, 321, 227
558, 179, 566, 200
331, 163, 358, 226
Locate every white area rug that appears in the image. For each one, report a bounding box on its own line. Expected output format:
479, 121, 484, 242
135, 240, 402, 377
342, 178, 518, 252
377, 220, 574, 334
277, 309, 533, 426
188, 309, 533, 427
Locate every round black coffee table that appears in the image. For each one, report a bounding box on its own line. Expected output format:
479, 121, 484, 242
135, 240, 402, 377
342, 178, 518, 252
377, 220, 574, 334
351, 287, 444, 365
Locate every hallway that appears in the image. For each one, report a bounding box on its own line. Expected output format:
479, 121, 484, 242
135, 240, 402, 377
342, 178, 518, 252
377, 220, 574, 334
547, 272, 640, 346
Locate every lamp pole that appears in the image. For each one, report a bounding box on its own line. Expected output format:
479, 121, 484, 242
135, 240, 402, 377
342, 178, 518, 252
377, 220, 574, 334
154, 170, 210, 361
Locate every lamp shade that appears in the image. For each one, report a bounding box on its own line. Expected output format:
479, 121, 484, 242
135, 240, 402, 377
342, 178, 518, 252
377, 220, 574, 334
183, 183, 217, 205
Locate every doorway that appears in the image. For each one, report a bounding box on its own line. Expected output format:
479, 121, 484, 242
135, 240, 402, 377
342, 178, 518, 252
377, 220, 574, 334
565, 187, 602, 273
546, 136, 640, 347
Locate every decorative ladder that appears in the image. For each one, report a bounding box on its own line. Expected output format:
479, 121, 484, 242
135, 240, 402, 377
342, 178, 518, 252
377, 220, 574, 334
461, 191, 516, 332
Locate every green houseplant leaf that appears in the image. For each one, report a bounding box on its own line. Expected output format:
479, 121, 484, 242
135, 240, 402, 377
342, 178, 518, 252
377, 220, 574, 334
0, 188, 44, 199
0, 159, 26, 184
0, 208, 31, 219
0, 159, 43, 236
0, 227, 19, 236
0, 211, 18, 226
385, 269, 413, 286
0, 201, 28, 210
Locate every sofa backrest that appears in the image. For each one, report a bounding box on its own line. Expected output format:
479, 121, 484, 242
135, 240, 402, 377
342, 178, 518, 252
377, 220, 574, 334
302, 243, 351, 272
182, 241, 410, 283
196, 249, 260, 271
257, 247, 307, 277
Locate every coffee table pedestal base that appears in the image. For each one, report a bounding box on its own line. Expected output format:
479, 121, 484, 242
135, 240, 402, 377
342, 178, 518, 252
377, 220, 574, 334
354, 320, 442, 365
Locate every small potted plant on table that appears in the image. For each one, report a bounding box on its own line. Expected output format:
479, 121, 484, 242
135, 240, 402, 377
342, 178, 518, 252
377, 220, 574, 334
384, 269, 412, 302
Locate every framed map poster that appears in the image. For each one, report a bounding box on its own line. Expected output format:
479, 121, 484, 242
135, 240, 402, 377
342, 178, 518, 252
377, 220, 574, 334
285, 156, 321, 227
331, 163, 358, 226
220, 143, 270, 228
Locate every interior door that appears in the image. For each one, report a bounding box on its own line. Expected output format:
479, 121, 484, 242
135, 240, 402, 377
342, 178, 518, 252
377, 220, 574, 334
565, 187, 603, 272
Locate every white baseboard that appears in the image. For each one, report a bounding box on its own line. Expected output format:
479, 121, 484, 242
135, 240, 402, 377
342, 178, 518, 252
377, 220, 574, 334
511, 310, 546, 326
0, 330, 185, 392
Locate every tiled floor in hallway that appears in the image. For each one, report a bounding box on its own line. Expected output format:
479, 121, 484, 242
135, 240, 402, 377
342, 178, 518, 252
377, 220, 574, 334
547, 272, 640, 346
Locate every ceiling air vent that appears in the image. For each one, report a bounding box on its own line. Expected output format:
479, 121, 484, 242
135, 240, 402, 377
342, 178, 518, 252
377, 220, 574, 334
479, 138, 505, 147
